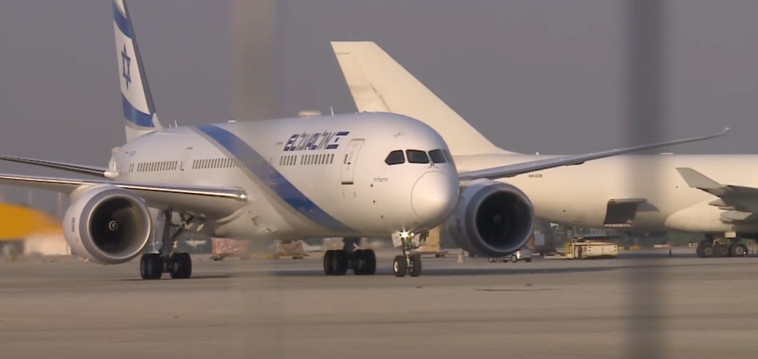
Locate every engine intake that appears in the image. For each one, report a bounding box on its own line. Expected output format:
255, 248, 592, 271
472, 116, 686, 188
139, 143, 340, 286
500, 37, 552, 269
446, 180, 534, 257
63, 185, 152, 264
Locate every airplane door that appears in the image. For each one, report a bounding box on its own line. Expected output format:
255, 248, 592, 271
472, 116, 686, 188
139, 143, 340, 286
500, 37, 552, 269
179, 146, 193, 175
341, 139, 364, 185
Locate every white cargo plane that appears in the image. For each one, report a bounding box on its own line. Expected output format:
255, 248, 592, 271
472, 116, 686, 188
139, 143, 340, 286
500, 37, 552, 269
0, 2, 723, 279
331, 41, 744, 259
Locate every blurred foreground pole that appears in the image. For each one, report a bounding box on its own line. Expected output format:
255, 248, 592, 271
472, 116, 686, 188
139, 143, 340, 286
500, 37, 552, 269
232, 0, 277, 121
625, 0, 665, 358
230, 2, 283, 359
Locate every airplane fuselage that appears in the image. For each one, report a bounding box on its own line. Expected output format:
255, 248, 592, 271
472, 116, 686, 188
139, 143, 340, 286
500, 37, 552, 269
112, 112, 459, 241
456, 153, 758, 233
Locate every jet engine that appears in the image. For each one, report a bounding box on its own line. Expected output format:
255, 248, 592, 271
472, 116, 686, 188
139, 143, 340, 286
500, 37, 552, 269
445, 180, 534, 257
63, 185, 152, 264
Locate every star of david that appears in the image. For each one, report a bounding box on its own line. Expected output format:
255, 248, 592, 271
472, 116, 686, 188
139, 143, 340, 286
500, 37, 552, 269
121, 45, 132, 89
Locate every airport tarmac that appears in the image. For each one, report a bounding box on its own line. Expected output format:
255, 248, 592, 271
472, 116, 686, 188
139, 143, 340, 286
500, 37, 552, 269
2, 248, 758, 359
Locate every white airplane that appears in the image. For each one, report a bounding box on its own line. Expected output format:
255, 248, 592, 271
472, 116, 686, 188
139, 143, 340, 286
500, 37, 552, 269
0, 2, 723, 279
331, 41, 745, 259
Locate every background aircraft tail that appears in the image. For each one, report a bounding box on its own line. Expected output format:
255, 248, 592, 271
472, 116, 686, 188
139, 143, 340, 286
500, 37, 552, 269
113, 0, 162, 141
331, 41, 513, 156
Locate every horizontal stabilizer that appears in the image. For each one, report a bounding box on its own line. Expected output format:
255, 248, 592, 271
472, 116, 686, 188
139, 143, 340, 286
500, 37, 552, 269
677, 167, 758, 217
676, 168, 723, 191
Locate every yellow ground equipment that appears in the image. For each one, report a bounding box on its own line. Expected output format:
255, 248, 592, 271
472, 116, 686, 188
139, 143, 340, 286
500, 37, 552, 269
267, 240, 308, 260
413, 226, 448, 257
564, 238, 619, 259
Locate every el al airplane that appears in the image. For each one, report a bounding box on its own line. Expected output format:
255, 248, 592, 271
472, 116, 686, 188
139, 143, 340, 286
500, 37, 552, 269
0, 2, 723, 280
331, 41, 752, 260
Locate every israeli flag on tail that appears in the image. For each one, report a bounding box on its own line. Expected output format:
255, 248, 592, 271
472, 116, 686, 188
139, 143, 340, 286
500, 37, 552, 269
113, 0, 163, 141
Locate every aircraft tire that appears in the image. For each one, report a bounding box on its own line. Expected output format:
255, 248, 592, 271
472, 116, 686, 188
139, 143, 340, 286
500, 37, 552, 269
323, 250, 334, 275
169, 253, 192, 279
352, 249, 377, 275
392, 255, 407, 277
730, 243, 747, 257
353, 250, 368, 275
700, 244, 714, 258
365, 249, 376, 275
713, 244, 729, 258
140, 253, 162, 280
409, 254, 422, 277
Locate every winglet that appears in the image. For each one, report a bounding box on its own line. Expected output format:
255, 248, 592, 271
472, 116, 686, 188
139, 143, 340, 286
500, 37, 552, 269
676, 168, 723, 190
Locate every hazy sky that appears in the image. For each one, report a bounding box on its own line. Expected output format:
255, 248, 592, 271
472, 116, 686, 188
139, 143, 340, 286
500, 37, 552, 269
1, 0, 758, 177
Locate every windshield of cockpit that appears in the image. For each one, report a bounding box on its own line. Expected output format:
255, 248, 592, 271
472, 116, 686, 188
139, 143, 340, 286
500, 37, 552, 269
384, 149, 452, 166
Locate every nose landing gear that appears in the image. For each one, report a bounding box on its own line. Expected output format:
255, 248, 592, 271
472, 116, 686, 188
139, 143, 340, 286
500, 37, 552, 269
391, 231, 426, 277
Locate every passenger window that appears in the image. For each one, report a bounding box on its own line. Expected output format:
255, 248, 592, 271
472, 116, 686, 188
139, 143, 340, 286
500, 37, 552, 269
385, 150, 405, 165
406, 150, 430, 164
429, 149, 446, 164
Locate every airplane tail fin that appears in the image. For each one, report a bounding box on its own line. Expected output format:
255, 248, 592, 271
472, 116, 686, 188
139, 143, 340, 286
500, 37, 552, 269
331, 41, 512, 156
113, 0, 163, 141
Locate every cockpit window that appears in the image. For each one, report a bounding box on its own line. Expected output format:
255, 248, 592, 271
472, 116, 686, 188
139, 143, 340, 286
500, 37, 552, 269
443, 149, 454, 164
406, 150, 430, 164
385, 150, 405, 165
429, 149, 446, 164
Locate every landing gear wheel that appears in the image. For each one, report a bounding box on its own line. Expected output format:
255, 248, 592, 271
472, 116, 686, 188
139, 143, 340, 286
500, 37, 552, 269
364, 249, 376, 275
352, 249, 377, 275
140, 253, 162, 280
699, 244, 714, 258
409, 254, 422, 277
169, 252, 192, 279
393, 255, 407, 277
713, 244, 729, 258
353, 250, 368, 275
510, 255, 518, 263
730, 243, 747, 257
323, 250, 348, 276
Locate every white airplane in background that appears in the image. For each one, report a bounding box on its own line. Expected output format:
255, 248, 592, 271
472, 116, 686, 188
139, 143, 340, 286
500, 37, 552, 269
0, 2, 723, 279
331, 41, 749, 259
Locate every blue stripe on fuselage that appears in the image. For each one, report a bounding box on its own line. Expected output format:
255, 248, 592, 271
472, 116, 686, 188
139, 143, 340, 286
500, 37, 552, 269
112, 2, 133, 39
196, 124, 353, 232
122, 95, 153, 127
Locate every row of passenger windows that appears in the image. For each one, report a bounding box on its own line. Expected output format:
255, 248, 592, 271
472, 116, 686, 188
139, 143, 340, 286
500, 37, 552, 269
385, 149, 450, 166
192, 158, 242, 170
131, 161, 179, 173
279, 153, 336, 166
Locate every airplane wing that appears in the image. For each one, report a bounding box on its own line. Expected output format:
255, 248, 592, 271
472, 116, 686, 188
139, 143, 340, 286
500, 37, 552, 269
0, 155, 109, 177
458, 128, 729, 181
0, 173, 248, 216
676, 167, 758, 223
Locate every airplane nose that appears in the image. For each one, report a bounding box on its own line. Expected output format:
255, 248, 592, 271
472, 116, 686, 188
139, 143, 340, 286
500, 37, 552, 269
411, 171, 458, 224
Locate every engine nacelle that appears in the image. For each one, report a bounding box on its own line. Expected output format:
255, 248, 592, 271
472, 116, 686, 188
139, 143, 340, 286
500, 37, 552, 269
63, 185, 152, 264
445, 180, 534, 257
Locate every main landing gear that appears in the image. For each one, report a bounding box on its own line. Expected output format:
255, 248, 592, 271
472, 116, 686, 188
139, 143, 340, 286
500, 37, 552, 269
323, 237, 377, 275
140, 210, 195, 280
695, 233, 748, 258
